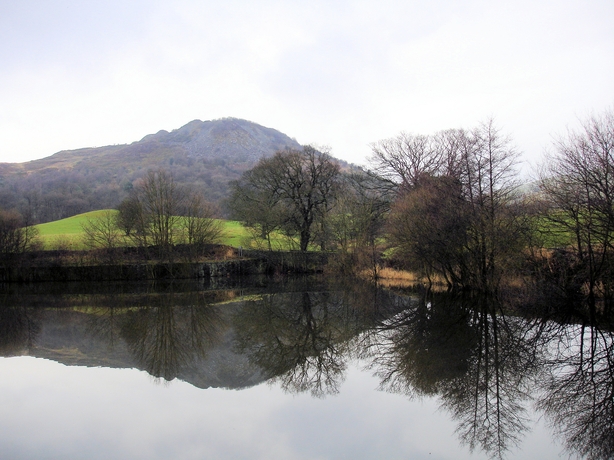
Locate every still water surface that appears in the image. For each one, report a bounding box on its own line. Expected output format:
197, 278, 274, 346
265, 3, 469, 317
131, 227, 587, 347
0, 277, 611, 459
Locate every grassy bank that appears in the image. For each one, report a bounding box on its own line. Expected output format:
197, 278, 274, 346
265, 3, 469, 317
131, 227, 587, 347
32, 210, 295, 250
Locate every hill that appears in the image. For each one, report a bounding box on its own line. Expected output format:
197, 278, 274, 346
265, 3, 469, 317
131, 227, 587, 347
0, 118, 302, 223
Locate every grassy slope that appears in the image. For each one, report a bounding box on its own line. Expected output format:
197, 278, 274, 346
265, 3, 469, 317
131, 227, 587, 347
34, 209, 577, 253
35, 211, 110, 237
34, 211, 107, 249
33, 210, 292, 250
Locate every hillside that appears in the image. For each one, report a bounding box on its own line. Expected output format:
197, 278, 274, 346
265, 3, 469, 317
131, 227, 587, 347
0, 118, 302, 223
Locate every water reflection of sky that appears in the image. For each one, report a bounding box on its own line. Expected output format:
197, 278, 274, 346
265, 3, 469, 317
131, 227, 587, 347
0, 356, 561, 460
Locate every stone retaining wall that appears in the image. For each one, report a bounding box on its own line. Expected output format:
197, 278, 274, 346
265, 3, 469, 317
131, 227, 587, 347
0, 251, 329, 283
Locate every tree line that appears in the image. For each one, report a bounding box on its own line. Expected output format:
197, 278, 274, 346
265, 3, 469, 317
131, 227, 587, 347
227, 120, 526, 290
228, 109, 614, 312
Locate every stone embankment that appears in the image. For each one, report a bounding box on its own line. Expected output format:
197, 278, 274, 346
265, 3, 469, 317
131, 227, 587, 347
0, 250, 330, 283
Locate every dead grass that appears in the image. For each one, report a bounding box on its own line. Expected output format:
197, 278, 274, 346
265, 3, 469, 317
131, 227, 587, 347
374, 268, 418, 287
377, 267, 419, 281
358, 266, 420, 288
360, 266, 450, 290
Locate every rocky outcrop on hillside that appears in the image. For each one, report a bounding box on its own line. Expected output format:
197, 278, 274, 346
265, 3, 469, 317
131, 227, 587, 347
143, 118, 300, 162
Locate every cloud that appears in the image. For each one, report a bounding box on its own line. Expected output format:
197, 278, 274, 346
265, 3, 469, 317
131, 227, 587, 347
0, 0, 612, 165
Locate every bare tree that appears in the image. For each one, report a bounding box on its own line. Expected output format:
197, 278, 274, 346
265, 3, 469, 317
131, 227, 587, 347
0, 209, 39, 265
139, 169, 182, 249
116, 170, 183, 253
387, 174, 470, 287
117, 169, 223, 259
227, 163, 285, 250
81, 210, 122, 257
538, 108, 614, 314
180, 192, 224, 250
459, 120, 523, 291
327, 169, 392, 277
372, 120, 525, 292
229, 146, 341, 251
370, 132, 442, 190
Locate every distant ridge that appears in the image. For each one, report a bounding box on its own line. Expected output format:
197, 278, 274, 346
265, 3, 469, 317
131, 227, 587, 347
0, 118, 302, 223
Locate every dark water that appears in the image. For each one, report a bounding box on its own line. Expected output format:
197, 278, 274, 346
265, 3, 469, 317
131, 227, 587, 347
0, 277, 612, 459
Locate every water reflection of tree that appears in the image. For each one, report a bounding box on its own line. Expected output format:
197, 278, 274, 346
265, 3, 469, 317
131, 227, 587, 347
122, 294, 225, 381
6, 280, 614, 459
439, 297, 539, 459
0, 306, 40, 355
232, 285, 390, 397
87, 290, 226, 381
536, 320, 614, 460
363, 292, 473, 396
367, 291, 539, 459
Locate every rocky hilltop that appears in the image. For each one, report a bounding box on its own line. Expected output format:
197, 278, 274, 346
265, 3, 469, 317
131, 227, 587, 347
141, 118, 299, 162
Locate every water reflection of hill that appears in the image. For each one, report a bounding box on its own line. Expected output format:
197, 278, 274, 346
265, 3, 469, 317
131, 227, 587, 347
0, 278, 406, 392
1, 302, 266, 390
2, 278, 613, 459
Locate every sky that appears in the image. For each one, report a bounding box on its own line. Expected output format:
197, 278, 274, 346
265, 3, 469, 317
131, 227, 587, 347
1, 0, 613, 173
0, 358, 560, 459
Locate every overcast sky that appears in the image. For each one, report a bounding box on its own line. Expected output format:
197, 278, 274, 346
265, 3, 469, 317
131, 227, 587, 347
1, 0, 612, 172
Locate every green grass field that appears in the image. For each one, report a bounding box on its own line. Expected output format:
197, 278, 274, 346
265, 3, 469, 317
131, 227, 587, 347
531, 213, 579, 249
33, 208, 580, 253
34, 211, 108, 249
33, 210, 295, 250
